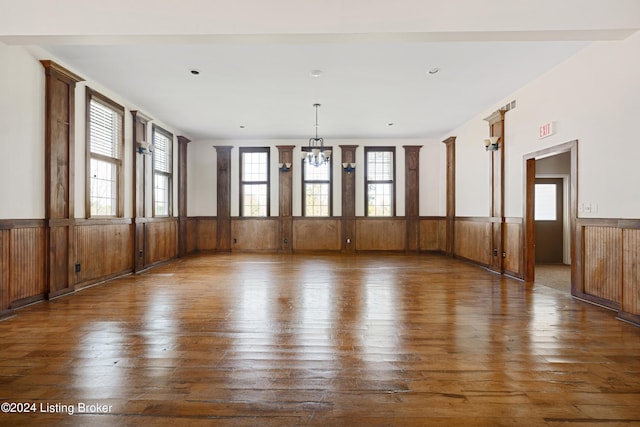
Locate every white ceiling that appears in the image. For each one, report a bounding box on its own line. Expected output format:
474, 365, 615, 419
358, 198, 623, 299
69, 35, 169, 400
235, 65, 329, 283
1, 0, 639, 141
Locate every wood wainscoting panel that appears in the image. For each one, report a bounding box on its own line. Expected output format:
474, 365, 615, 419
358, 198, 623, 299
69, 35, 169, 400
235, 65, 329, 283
231, 218, 279, 252
504, 219, 523, 278
454, 219, 491, 266
584, 226, 622, 305
75, 222, 133, 286
196, 218, 217, 251
146, 220, 178, 265
419, 219, 439, 251
622, 228, 640, 316
0, 230, 10, 313
10, 226, 47, 304
186, 218, 198, 254
355, 218, 406, 251
438, 218, 447, 252
293, 218, 341, 251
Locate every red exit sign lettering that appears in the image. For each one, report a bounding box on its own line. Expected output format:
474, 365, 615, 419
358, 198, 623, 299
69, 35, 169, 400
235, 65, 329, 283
539, 121, 555, 139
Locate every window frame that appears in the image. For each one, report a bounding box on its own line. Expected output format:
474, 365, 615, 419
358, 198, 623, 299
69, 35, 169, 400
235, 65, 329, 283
85, 87, 124, 218
152, 125, 173, 217
239, 147, 271, 217
301, 146, 333, 217
364, 146, 396, 217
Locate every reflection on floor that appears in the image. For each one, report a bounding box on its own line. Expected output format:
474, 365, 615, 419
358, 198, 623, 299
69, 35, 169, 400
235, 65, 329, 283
535, 263, 571, 293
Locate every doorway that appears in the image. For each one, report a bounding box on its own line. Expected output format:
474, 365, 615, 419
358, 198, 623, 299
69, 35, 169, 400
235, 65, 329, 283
524, 141, 577, 295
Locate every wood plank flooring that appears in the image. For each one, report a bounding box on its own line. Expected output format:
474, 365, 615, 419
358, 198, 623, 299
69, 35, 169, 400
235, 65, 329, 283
1, 253, 639, 426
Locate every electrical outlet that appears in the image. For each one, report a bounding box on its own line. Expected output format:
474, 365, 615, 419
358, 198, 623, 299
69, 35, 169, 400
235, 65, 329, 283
75, 263, 81, 273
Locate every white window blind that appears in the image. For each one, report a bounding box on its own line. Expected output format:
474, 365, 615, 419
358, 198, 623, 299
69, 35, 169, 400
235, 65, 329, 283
153, 131, 171, 173
89, 99, 121, 159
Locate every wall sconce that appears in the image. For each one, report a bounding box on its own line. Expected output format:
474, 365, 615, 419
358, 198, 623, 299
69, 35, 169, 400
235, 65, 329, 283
342, 162, 356, 173
137, 141, 154, 155
484, 136, 500, 151
278, 162, 292, 172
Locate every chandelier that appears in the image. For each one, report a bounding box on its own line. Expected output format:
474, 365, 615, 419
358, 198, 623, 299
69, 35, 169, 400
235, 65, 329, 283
301, 103, 331, 167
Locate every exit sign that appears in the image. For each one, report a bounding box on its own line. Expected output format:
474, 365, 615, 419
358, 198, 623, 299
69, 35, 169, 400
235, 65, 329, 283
539, 121, 555, 139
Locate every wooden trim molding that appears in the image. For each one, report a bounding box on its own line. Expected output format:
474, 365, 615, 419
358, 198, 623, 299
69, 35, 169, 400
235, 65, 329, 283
41, 60, 84, 300
442, 136, 456, 256
340, 145, 358, 253
177, 136, 190, 258
215, 146, 233, 251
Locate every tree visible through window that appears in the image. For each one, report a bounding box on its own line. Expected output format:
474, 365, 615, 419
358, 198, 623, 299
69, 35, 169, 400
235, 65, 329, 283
302, 148, 332, 216
240, 148, 270, 217
86, 88, 123, 217
365, 147, 395, 216
153, 126, 173, 216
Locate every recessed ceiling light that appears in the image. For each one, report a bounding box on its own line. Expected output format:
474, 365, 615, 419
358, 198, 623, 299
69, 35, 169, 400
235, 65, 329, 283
310, 69, 323, 78
428, 68, 440, 75
189, 69, 200, 75
387, 123, 395, 127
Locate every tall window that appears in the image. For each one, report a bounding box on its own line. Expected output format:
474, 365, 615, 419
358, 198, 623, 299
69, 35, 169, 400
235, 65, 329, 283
240, 147, 270, 217
365, 147, 395, 216
302, 148, 332, 216
153, 126, 173, 216
86, 88, 124, 217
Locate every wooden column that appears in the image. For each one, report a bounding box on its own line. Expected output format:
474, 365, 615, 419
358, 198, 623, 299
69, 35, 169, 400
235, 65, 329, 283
177, 136, 191, 257
276, 145, 295, 253
340, 145, 358, 252
215, 146, 233, 252
404, 145, 422, 252
485, 110, 506, 274
41, 61, 83, 298
442, 136, 456, 256
131, 111, 152, 272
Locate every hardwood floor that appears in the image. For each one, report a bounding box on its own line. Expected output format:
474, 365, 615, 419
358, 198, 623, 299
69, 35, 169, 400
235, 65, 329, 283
1, 253, 639, 426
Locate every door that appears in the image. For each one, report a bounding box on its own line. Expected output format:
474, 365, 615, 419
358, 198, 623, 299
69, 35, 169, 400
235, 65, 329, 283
534, 178, 564, 263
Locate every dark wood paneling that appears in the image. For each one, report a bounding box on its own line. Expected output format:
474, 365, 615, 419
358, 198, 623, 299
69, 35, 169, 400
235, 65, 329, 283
340, 145, 358, 252
177, 136, 190, 257
146, 219, 178, 265
277, 146, 295, 253
419, 219, 439, 251
404, 146, 422, 252
11, 227, 47, 304
438, 219, 447, 252
215, 146, 232, 251
0, 230, 9, 315
197, 218, 217, 251
622, 229, 640, 317
75, 223, 133, 287
454, 219, 491, 266
356, 219, 405, 251
293, 219, 342, 251
584, 226, 621, 306
231, 219, 279, 252
485, 110, 505, 273
504, 220, 523, 278
186, 218, 198, 253
403, 145, 421, 217
42, 61, 83, 299
276, 146, 294, 218
442, 137, 456, 256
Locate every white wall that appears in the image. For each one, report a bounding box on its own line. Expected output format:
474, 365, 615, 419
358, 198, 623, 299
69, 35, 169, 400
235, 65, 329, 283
0, 44, 185, 220
0, 43, 45, 219
187, 138, 444, 217
449, 31, 640, 219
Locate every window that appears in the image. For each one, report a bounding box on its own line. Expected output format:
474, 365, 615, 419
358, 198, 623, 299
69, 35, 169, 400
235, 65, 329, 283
365, 147, 395, 216
535, 184, 557, 220
302, 148, 332, 216
240, 147, 270, 217
153, 126, 173, 216
86, 88, 124, 217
